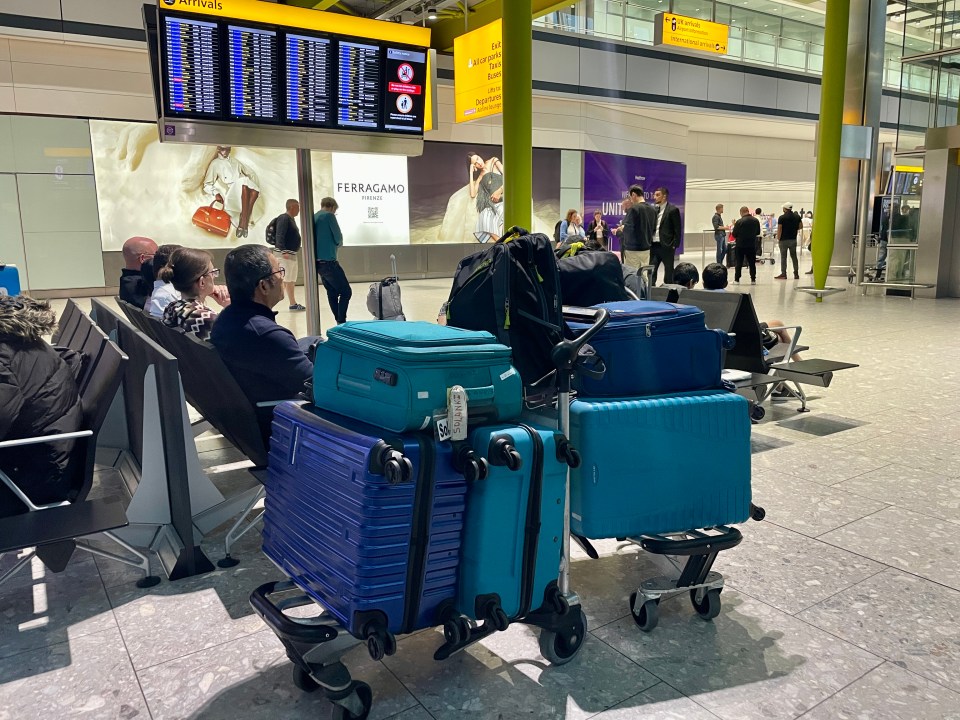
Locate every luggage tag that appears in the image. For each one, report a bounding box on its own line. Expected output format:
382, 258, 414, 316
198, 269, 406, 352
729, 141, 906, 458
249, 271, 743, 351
433, 386, 469, 443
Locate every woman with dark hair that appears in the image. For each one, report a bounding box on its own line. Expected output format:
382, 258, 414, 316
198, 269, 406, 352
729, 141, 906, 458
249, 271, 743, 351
160, 247, 221, 341
144, 244, 183, 318
474, 172, 505, 243
586, 209, 610, 250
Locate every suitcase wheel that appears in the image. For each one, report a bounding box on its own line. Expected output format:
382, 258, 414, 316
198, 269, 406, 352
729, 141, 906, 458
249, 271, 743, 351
453, 444, 490, 483
538, 607, 587, 666
488, 435, 523, 471
442, 616, 473, 646
629, 592, 660, 633
555, 438, 581, 469
364, 629, 397, 661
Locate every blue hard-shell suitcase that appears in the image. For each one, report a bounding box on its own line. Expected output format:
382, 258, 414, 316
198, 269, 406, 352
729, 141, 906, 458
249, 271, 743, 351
0, 264, 21, 296
313, 320, 522, 433
568, 391, 752, 538
262, 401, 468, 640
456, 424, 568, 624
568, 301, 733, 397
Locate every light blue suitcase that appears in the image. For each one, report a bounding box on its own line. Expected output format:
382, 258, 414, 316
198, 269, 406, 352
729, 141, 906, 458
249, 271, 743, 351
568, 391, 752, 538
454, 423, 569, 628
312, 321, 522, 433
0, 264, 21, 296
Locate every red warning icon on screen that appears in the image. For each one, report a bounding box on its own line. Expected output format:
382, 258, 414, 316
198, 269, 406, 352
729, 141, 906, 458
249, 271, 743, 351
397, 63, 415, 83
396, 94, 413, 114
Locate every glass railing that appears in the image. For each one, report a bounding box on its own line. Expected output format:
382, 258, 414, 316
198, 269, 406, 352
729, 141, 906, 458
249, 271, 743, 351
534, 0, 958, 103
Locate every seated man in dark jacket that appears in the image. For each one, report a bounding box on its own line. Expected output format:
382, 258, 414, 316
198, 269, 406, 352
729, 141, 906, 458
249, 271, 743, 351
210, 244, 314, 439
119, 236, 158, 309
0, 296, 84, 518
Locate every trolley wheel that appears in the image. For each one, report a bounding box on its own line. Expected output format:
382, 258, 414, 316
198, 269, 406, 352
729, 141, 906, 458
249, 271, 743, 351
292, 664, 320, 693
629, 592, 659, 632
750, 404, 766, 421
443, 618, 462, 646
330, 681, 373, 720
690, 588, 722, 621
491, 606, 510, 632
538, 607, 587, 666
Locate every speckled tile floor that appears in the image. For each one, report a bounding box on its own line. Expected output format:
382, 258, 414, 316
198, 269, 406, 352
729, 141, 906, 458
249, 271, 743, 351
3, 269, 960, 719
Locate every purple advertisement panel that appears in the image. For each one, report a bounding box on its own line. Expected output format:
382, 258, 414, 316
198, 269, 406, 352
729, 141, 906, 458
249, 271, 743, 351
582, 151, 687, 253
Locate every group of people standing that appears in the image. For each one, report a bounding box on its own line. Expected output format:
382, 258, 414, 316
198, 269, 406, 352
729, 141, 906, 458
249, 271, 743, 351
613, 185, 683, 285
712, 204, 813, 284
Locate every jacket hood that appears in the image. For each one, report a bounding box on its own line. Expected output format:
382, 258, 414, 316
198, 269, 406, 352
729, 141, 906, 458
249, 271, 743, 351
0, 296, 58, 341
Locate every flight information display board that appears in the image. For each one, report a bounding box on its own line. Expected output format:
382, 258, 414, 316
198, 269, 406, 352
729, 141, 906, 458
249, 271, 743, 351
286, 34, 333, 125
163, 15, 221, 117
156, 9, 428, 136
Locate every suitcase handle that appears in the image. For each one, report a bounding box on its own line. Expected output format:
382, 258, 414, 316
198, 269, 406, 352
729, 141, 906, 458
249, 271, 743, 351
462, 384, 495, 402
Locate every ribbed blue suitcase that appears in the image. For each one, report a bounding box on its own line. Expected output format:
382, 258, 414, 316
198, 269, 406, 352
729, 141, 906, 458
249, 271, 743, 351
456, 424, 567, 624
568, 301, 732, 397
313, 321, 522, 433
568, 391, 752, 538
262, 402, 467, 639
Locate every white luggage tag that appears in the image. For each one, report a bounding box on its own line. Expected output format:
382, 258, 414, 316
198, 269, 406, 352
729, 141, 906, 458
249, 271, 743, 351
447, 385, 469, 441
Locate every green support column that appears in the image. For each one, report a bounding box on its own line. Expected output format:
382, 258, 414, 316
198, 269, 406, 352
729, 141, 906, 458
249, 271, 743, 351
811, 0, 851, 297
502, 0, 533, 231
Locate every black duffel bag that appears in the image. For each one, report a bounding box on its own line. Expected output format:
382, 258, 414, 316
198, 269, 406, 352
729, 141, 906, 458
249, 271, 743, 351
556, 243, 630, 308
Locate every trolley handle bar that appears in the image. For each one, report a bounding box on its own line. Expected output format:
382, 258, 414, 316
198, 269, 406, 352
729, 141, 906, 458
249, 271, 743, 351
250, 581, 341, 644
639, 526, 743, 556
554, 307, 610, 372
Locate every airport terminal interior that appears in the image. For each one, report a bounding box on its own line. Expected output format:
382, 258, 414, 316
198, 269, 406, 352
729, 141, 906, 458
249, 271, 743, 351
2, 0, 960, 718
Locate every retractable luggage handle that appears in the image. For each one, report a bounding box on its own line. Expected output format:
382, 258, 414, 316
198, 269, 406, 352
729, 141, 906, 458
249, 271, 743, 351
554, 307, 610, 382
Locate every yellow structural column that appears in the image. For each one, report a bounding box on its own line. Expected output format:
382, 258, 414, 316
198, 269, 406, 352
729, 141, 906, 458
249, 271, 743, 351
502, 0, 533, 230
811, 0, 851, 295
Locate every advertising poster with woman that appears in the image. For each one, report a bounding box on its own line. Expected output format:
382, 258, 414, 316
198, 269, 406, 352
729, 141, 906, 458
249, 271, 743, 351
407, 142, 561, 244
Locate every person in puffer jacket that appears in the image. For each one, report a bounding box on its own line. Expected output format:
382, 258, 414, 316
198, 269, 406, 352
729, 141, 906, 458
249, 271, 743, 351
0, 296, 83, 518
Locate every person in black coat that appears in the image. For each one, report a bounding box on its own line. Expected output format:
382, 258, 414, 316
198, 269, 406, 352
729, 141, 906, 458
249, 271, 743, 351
651, 187, 682, 285
585, 210, 610, 250
0, 296, 84, 517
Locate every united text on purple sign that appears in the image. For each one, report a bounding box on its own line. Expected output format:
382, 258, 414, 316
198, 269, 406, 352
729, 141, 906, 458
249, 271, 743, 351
582, 151, 687, 253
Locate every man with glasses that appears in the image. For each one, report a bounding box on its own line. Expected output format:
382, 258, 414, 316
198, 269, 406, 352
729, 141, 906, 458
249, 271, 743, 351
210, 245, 314, 440
314, 196, 352, 325
119, 236, 158, 309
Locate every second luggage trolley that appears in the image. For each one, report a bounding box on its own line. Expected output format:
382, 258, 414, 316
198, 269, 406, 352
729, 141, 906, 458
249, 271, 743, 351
249, 311, 611, 720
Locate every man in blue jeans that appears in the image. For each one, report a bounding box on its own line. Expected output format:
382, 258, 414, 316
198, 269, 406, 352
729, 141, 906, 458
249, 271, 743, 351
712, 204, 728, 264
313, 196, 352, 325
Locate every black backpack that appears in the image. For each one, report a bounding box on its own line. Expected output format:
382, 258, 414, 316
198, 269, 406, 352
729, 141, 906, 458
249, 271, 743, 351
446, 228, 563, 387
555, 243, 630, 307
265, 216, 278, 247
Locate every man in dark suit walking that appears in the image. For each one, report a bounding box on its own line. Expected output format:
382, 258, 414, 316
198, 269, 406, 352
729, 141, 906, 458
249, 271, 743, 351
651, 186, 682, 285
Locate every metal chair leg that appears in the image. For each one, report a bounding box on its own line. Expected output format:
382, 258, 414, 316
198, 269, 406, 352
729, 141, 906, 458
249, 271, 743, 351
76, 532, 161, 588
0, 550, 36, 589
218, 486, 266, 569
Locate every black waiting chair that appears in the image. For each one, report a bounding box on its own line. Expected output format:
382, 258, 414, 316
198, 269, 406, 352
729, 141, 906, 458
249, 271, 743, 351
0, 322, 160, 589
50, 298, 83, 347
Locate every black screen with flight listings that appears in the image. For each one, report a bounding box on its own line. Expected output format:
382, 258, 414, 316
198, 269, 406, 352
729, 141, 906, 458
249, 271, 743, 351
154, 8, 429, 136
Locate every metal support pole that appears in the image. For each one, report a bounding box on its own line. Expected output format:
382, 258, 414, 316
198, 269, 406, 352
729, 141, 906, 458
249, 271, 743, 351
854, 0, 886, 286
502, 0, 533, 230
811, 0, 850, 294
297, 149, 321, 337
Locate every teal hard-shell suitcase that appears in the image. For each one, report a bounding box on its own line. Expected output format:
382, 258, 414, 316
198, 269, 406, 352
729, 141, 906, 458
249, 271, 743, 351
455, 424, 568, 626
568, 391, 752, 538
312, 321, 523, 433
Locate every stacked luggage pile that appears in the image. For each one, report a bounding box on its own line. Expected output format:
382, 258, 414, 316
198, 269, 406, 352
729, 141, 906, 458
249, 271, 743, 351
251, 229, 762, 720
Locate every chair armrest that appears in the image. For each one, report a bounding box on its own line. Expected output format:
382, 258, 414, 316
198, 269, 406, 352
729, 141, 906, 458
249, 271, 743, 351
0, 469, 71, 512
0, 430, 93, 450
764, 324, 802, 368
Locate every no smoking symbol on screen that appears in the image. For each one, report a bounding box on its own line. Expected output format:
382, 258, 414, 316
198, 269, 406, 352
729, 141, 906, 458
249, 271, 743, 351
397, 63, 414, 82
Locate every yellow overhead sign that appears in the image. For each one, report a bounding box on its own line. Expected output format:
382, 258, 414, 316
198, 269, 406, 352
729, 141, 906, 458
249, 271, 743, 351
654, 13, 728, 56
453, 19, 503, 124
159, 0, 431, 47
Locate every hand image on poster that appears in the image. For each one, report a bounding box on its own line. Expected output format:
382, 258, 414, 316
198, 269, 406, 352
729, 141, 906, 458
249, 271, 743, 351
474, 170, 505, 243
201, 146, 262, 238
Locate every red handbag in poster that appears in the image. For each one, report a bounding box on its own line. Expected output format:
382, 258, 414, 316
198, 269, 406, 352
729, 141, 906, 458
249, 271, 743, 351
192, 200, 231, 237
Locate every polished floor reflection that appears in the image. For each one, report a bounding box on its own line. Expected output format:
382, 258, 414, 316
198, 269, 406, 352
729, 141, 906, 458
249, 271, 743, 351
3, 271, 960, 719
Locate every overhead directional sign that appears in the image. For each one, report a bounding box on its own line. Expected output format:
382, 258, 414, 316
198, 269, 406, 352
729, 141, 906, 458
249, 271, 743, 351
453, 19, 503, 124
655, 13, 729, 56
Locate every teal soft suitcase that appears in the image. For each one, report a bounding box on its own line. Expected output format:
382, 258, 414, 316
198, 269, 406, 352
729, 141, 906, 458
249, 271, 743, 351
568, 391, 752, 538
456, 423, 568, 626
312, 321, 522, 433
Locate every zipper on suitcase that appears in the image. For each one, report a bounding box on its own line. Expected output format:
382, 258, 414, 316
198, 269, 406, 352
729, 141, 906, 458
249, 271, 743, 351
401, 434, 436, 634
516, 424, 544, 620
